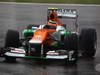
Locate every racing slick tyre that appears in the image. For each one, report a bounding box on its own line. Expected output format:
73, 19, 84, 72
5, 57, 16, 62
5, 30, 19, 48
64, 34, 78, 64
5, 30, 19, 62
79, 28, 97, 57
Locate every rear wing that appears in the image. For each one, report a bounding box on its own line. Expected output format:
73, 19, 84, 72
48, 8, 78, 19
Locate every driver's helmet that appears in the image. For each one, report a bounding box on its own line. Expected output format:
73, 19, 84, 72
56, 25, 65, 31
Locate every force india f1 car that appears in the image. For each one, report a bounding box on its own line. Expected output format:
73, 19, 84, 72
0, 8, 97, 64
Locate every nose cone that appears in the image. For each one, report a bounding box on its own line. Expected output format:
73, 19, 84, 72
29, 29, 48, 44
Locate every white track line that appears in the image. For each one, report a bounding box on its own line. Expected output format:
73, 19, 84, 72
0, 2, 100, 6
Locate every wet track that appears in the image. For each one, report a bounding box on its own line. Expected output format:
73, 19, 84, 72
0, 2, 100, 75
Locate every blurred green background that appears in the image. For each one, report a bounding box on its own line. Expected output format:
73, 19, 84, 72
0, 0, 100, 4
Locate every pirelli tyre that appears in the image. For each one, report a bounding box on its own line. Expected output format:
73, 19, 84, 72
5, 30, 19, 48
79, 28, 97, 57
64, 33, 78, 64
5, 30, 19, 62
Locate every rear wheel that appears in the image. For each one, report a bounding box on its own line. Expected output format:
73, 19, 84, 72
64, 34, 78, 64
79, 28, 97, 57
5, 30, 19, 62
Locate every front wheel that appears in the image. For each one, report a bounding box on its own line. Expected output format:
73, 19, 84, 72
79, 28, 97, 57
4, 30, 19, 62
5, 56, 16, 62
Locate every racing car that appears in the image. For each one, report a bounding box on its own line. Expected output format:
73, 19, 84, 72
0, 8, 97, 64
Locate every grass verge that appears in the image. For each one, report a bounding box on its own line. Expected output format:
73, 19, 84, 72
0, 0, 100, 4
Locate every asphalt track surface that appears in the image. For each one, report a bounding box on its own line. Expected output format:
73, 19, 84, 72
0, 2, 100, 75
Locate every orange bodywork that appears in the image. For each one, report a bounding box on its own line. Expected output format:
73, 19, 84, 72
31, 29, 56, 44
31, 9, 64, 44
